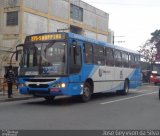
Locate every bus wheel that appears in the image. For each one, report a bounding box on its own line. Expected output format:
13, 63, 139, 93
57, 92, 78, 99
81, 82, 92, 102
44, 96, 55, 102
122, 80, 129, 95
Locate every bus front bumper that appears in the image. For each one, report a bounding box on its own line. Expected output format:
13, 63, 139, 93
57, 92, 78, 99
19, 87, 63, 96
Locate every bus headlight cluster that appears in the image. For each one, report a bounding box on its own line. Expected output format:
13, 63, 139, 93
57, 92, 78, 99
52, 83, 66, 88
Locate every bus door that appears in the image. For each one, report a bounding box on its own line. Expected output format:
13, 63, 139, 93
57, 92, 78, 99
68, 40, 82, 95
105, 47, 114, 91
113, 50, 123, 90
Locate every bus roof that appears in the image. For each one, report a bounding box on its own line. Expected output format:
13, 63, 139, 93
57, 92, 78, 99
25, 32, 139, 55
68, 32, 139, 55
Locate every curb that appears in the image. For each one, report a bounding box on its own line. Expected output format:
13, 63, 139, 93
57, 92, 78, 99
0, 95, 34, 103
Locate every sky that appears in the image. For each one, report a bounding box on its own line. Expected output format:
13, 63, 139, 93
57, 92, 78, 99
82, 0, 160, 51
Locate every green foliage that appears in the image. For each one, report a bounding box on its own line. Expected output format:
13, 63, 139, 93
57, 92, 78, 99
150, 29, 160, 47
138, 40, 156, 63
138, 29, 160, 64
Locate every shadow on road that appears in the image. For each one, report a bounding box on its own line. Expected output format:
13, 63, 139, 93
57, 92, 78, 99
22, 92, 126, 106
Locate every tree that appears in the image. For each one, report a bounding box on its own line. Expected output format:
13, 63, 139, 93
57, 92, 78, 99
138, 29, 160, 70
150, 30, 160, 60
150, 30, 160, 47
138, 39, 156, 64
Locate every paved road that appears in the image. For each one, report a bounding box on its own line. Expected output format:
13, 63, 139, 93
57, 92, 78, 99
0, 85, 159, 130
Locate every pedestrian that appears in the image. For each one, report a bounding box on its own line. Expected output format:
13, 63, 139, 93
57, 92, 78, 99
4, 65, 15, 98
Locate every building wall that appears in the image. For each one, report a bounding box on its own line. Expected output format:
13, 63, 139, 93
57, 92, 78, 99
1, 0, 21, 45
107, 29, 114, 44
3, 10, 20, 35
0, 8, 3, 39
50, 0, 69, 20
0, 3, 3, 43
1, 0, 110, 41
84, 9, 97, 29
2, 0, 20, 7
71, 0, 109, 35
24, 12, 48, 35
0, 0, 112, 75
24, 0, 48, 14
84, 30, 96, 39
0, 6, 3, 72
97, 33, 108, 43
21, 0, 109, 41
0, 0, 21, 74
49, 20, 69, 32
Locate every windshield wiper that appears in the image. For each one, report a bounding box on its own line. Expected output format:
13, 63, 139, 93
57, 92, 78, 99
38, 41, 56, 75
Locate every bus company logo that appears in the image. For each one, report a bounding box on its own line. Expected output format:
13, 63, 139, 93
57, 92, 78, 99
120, 70, 123, 79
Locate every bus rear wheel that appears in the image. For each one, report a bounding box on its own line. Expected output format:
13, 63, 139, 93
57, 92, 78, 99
81, 82, 92, 102
122, 80, 129, 95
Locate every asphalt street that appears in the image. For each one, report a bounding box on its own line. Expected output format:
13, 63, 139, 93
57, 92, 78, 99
0, 85, 159, 130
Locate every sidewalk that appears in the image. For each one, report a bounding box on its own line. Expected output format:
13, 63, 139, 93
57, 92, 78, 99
0, 89, 33, 103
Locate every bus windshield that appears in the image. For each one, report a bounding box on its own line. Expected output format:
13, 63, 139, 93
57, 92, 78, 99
21, 41, 67, 76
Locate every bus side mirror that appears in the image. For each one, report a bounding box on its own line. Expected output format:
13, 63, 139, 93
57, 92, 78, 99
16, 44, 23, 60
16, 50, 23, 61
72, 41, 77, 46
72, 41, 80, 56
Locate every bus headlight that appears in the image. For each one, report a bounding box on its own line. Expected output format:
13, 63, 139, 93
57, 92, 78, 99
61, 83, 66, 88
53, 83, 66, 88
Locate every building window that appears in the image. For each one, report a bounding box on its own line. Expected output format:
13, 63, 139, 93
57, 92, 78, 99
6, 11, 18, 26
70, 4, 83, 22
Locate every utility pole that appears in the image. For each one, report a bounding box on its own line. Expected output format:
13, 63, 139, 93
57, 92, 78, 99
113, 35, 125, 45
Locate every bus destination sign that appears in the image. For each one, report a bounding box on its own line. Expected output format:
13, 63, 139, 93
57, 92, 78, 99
30, 33, 65, 42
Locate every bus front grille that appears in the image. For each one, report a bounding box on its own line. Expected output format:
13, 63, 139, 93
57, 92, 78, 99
28, 84, 49, 88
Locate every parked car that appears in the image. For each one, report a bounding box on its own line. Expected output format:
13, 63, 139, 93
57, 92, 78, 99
150, 71, 160, 85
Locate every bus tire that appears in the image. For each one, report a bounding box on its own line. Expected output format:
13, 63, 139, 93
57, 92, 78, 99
81, 82, 92, 102
44, 96, 55, 102
122, 80, 129, 95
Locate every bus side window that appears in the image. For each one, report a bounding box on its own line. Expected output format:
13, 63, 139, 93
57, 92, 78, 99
114, 50, 122, 67
83, 43, 93, 64
135, 55, 140, 68
129, 54, 135, 68
106, 47, 114, 66
122, 52, 129, 68
93, 45, 105, 65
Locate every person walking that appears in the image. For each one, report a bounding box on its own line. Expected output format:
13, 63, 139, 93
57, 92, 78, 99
4, 65, 15, 98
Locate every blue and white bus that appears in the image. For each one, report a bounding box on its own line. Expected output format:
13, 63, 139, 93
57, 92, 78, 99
17, 32, 141, 102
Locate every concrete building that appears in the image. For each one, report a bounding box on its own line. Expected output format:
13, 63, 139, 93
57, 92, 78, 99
0, 0, 113, 76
